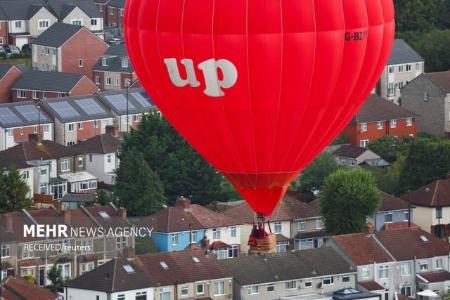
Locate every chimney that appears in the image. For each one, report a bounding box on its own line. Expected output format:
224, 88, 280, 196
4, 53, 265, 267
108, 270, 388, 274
62, 209, 71, 225
28, 133, 42, 144
175, 196, 191, 210
365, 222, 375, 234
105, 125, 119, 137
119, 208, 127, 220
4, 214, 13, 232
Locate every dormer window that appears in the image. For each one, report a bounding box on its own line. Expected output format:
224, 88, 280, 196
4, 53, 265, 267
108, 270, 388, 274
121, 58, 129, 68
102, 57, 108, 66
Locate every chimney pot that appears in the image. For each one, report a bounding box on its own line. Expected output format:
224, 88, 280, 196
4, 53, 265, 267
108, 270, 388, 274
175, 196, 191, 209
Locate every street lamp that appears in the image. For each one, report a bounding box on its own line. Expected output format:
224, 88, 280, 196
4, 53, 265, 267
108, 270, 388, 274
125, 70, 139, 133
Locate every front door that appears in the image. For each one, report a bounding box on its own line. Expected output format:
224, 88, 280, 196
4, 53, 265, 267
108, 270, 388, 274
39, 266, 45, 286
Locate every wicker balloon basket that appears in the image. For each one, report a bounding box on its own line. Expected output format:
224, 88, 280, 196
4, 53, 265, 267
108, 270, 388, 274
249, 233, 276, 254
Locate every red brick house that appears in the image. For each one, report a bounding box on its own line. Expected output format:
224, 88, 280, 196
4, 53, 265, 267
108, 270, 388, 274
32, 23, 108, 80
11, 70, 99, 102
0, 64, 22, 103
2, 276, 56, 300
343, 94, 417, 147
106, 0, 124, 28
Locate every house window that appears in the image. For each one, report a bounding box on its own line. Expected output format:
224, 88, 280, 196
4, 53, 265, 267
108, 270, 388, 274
78, 59, 83, 67
388, 83, 395, 96
360, 122, 367, 132
171, 233, 178, 245
436, 207, 442, 219
342, 275, 350, 283
284, 280, 297, 290
32, 91, 38, 99
33, 126, 38, 133
401, 262, 411, 276
78, 157, 83, 167
5, 128, 13, 137
398, 65, 404, 72
230, 226, 237, 238
116, 236, 127, 249
125, 78, 131, 87
419, 262, 429, 272
212, 228, 221, 240
267, 284, 275, 292
159, 289, 170, 300
121, 58, 129, 68
180, 286, 188, 297
406, 117, 413, 127
102, 57, 108, 66
299, 239, 313, 250
277, 242, 288, 253
377, 121, 383, 130
67, 141, 76, 146
304, 280, 312, 288
89, 180, 97, 189
316, 218, 324, 230
114, 78, 120, 86
273, 222, 282, 233
120, 8, 124, 16
403, 211, 409, 221
196, 283, 204, 295
17, 90, 26, 98
117, 295, 125, 300
68, 123, 75, 131
0, 37, 3, 45
80, 239, 93, 253
19, 127, 24, 135
95, 76, 100, 84
106, 77, 112, 85
213, 281, 225, 296
14, 21, 22, 28
38, 19, 49, 29
91, 19, 98, 26
42, 92, 47, 99
229, 245, 239, 258
1, 245, 10, 258
416, 63, 422, 71
384, 213, 393, 223
361, 267, 369, 279
322, 277, 334, 285
406, 64, 411, 71
435, 258, 443, 270
22, 170, 29, 179
360, 139, 369, 148
401, 286, 412, 297
389, 119, 397, 128
71, 19, 82, 25
40, 168, 47, 176
57, 263, 71, 280
107, 154, 112, 163
378, 265, 389, 279
388, 66, 394, 73
61, 159, 70, 172
424, 92, 429, 102
80, 262, 94, 275
78, 122, 84, 130
22, 246, 34, 258
248, 285, 259, 295
298, 220, 306, 232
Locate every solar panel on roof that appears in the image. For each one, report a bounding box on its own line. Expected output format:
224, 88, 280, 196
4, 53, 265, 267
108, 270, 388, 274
48, 101, 80, 119
0, 107, 21, 125
130, 92, 151, 108
15, 105, 42, 122
105, 94, 136, 111
75, 98, 106, 115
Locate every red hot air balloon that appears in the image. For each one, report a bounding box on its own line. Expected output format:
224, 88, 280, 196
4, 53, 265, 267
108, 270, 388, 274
124, 0, 395, 217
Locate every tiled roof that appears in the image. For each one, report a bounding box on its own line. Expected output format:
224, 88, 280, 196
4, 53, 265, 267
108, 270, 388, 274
3, 276, 56, 300
295, 230, 329, 239
93, 44, 133, 73
33, 22, 83, 48
333, 145, 368, 159
353, 94, 416, 123
418, 271, 450, 283
425, 71, 450, 92
0, 101, 52, 128
41, 94, 112, 123
379, 191, 410, 211
48, 0, 101, 19
380, 222, 419, 231
333, 233, 393, 265
12, 71, 86, 92
0, 64, 20, 79
376, 228, 450, 261
209, 240, 231, 250
220, 247, 354, 286
138, 200, 241, 232
359, 281, 384, 291
400, 177, 450, 207
388, 39, 424, 65
107, 0, 125, 8
223, 193, 319, 223
60, 193, 95, 203
275, 234, 290, 242
71, 133, 120, 155
66, 249, 230, 291
0, 0, 44, 20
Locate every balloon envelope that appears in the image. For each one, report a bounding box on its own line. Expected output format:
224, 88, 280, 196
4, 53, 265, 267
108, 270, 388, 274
124, 0, 395, 216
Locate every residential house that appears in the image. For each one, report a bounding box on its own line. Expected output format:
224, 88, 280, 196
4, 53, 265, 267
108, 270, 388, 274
106, 0, 125, 29
369, 191, 413, 231
137, 197, 242, 258
332, 145, 389, 167
94, 0, 110, 23
11, 70, 99, 102
46, 0, 104, 37
221, 247, 357, 300
1, 276, 56, 300
0, 1, 57, 49
93, 44, 137, 90
401, 176, 450, 238
71, 126, 121, 185
0, 101, 53, 151
401, 71, 450, 138
32, 23, 108, 79
97, 88, 154, 132
0, 203, 133, 285
65, 249, 232, 300
0, 135, 97, 199
376, 39, 424, 104
0, 7, 7, 46
40, 95, 114, 146
0, 64, 23, 103
343, 94, 417, 148
224, 193, 326, 253
330, 228, 450, 300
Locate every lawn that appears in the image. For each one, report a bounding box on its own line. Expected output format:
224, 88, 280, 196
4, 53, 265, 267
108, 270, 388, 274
0, 57, 32, 68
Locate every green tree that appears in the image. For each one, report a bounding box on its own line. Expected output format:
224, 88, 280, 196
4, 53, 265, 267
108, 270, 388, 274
121, 113, 233, 205
368, 155, 406, 196
299, 152, 339, 193
368, 136, 410, 163
0, 167, 32, 212
47, 265, 63, 292
414, 29, 450, 72
116, 147, 166, 216
319, 168, 381, 235
96, 189, 117, 206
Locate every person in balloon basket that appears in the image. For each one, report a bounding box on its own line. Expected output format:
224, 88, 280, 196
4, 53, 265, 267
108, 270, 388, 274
248, 220, 268, 246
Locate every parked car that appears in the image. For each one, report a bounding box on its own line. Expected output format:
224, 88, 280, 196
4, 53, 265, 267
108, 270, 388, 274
107, 38, 123, 45
5, 45, 20, 54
